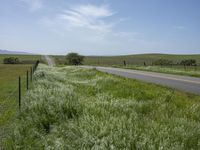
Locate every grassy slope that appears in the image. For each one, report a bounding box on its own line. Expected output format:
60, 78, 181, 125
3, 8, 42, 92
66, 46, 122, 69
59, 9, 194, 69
54, 53, 200, 77
5, 65, 200, 149
53, 54, 200, 66
0, 64, 33, 143
0, 54, 42, 64
85, 54, 200, 65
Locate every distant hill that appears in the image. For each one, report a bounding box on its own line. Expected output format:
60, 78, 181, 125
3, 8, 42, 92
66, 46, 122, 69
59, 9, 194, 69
0, 49, 32, 55
53, 53, 200, 65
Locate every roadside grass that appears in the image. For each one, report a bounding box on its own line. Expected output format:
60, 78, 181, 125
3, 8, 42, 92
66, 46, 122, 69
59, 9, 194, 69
4, 64, 200, 149
0, 64, 32, 145
114, 65, 200, 78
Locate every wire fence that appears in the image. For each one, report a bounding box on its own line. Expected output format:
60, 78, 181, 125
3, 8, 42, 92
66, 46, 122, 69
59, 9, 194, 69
0, 60, 40, 149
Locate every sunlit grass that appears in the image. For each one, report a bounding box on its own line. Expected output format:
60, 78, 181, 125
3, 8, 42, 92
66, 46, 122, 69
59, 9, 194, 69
4, 64, 200, 149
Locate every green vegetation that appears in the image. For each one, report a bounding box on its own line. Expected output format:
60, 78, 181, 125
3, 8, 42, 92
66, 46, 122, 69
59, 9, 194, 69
0, 54, 42, 147
53, 53, 200, 77
0, 64, 33, 144
0, 54, 42, 64
53, 53, 200, 66
117, 65, 200, 77
153, 59, 173, 65
180, 59, 197, 66
3, 57, 20, 64
4, 64, 200, 149
66, 53, 84, 65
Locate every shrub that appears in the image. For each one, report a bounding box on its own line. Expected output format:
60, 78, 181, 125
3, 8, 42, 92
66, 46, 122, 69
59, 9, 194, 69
3, 57, 20, 64
66, 53, 84, 65
153, 59, 173, 65
180, 59, 197, 66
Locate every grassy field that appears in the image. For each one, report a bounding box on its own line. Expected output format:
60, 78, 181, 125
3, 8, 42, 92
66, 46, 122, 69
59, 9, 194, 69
0, 54, 42, 146
53, 53, 200, 77
0, 64, 34, 145
0, 54, 42, 64
53, 53, 200, 66
4, 64, 200, 149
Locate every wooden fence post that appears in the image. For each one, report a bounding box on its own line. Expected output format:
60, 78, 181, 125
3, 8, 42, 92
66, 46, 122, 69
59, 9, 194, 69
19, 76, 21, 110
184, 64, 186, 71
144, 62, 146, 66
27, 71, 29, 90
123, 60, 126, 66
30, 67, 33, 82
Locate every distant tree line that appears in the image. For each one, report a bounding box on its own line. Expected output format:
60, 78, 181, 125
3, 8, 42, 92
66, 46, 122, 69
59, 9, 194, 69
3, 57, 20, 64
152, 59, 197, 66
180, 59, 197, 66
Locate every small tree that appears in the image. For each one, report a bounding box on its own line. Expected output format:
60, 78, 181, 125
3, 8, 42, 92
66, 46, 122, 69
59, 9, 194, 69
153, 59, 173, 66
3, 57, 20, 64
66, 53, 84, 65
180, 59, 196, 66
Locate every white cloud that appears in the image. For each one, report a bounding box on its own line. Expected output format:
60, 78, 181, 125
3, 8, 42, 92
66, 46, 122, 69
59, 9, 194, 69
173, 25, 186, 30
20, 0, 42, 11
54, 4, 115, 33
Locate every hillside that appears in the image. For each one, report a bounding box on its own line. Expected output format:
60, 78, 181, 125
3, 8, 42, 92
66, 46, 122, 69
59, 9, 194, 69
53, 53, 200, 65
0, 49, 32, 55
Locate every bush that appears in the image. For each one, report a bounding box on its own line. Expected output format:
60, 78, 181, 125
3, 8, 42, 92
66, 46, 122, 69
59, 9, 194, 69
66, 53, 84, 65
3, 57, 20, 64
180, 59, 197, 66
153, 59, 173, 65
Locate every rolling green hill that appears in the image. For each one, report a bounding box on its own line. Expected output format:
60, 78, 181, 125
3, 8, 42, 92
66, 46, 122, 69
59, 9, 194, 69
53, 53, 200, 66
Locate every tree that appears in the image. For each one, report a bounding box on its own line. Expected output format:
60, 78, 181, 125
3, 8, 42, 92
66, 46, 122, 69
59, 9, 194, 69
66, 53, 84, 65
3, 57, 20, 64
153, 59, 173, 66
180, 59, 196, 66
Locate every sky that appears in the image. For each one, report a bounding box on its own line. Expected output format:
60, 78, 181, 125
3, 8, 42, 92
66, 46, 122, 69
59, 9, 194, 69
0, 0, 200, 55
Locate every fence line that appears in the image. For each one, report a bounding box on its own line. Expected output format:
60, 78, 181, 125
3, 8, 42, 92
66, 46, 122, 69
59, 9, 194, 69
1, 60, 40, 110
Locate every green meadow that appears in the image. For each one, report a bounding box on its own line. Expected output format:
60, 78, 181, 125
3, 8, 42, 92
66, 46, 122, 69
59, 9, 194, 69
53, 53, 200, 77
0, 64, 32, 142
0, 54, 42, 146
53, 53, 200, 66
0, 54, 42, 64
4, 65, 200, 149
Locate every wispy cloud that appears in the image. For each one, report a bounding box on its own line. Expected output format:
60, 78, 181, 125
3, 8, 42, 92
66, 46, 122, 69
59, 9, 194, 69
47, 4, 115, 33
173, 25, 186, 30
20, 0, 42, 11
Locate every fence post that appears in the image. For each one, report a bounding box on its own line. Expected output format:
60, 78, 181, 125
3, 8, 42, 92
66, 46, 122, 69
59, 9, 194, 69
30, 67, 33, 82
19, 76, 21, 110
184, 64, 186, 71
123, 60, 126, 66
27, 71, 29, 90
144, 62, 146, 66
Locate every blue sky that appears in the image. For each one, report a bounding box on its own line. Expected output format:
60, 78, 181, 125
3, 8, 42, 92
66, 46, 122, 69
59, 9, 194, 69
0, 0, 200, 55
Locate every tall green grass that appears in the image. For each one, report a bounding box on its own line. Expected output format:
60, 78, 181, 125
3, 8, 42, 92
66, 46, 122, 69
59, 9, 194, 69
0, 64, 33, 147
4, 65, 200, 149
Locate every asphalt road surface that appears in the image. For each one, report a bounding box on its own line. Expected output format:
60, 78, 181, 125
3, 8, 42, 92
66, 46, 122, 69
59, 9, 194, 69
83, 66, 200, 95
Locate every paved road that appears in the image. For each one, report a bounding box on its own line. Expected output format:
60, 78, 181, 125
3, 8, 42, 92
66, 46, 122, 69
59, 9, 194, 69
83, 66, 200, 95
44, 55, 55, 67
